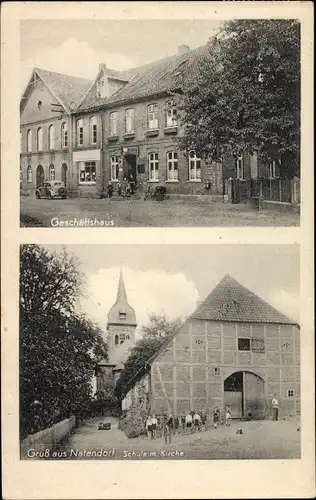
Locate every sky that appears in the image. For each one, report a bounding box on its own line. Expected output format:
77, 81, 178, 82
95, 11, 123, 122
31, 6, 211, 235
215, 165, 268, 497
42, 244, 300, 339
20, 19, 221, 91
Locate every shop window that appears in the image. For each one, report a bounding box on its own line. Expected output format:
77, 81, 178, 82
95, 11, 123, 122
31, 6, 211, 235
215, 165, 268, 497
78, 161, 96, 184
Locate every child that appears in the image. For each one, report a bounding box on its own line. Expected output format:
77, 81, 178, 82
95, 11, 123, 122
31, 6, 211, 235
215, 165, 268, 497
213, 406, 220, 429
225, 406, 232, 426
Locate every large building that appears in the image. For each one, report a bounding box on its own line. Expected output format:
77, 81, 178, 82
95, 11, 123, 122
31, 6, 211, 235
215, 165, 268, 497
95, 269, 137, 389
121, 275, 300, 425
20, 40, 280, 199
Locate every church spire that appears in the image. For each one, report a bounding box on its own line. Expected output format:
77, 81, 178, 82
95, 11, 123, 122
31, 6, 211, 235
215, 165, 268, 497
115, 267, 128, 307
107, 268, 137, 328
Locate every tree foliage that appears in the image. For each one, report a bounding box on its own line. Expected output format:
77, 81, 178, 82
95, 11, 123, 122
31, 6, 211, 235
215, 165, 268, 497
115, 314, 181, 399
20, 245, 108, 438
174, 20, 300, 177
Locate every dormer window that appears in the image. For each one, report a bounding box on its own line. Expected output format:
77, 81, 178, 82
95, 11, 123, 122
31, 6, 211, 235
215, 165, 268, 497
97, 78, 106, 99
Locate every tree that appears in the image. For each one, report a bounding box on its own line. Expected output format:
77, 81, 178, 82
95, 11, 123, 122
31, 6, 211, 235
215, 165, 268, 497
20, 245, 108, 438
115, 314, 181, 399
174, 20, 300, 177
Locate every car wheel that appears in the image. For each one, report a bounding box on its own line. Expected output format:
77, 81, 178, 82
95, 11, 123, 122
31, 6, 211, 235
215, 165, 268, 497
36, 192, 41, 199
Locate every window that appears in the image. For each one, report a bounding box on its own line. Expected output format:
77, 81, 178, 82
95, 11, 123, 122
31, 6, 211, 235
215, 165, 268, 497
61, 122, 68, 148
287, 389, 294, 397
110, 156, 119, 181
188, 150, 201, 181
125, 109, 135, 133
89, 116, 97, 144
76, 119, 83, 146
78, 161, 96, 184
119, 312, 126, 320
27, 130, 32, 152
115, 335, 119, 346
236, 156, 244, 179
251, 338, 265, 352
167, 151, 178, 181
126, 335, 130, 340
214, 367, 220, 376
165, 100, 177, 127
109, 81, 121, 95
37, 128, 43, 151
148, 104, 158, 129
238, 338, 250, 351
49, 164, 55, 181
27, 165, 32, 183
268, 160, 280, 179
109, 112, 118, 135
195, 339, 203, 345
148, 152, 159, 181
119, 333, 126, 344
48, 125, 55, 150
283, 342, 291, 348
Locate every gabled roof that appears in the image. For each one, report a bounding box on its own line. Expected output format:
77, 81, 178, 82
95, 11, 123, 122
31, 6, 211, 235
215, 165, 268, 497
191, 275, 297, 325
76, 43, 211, 112
20, 68, 92, 115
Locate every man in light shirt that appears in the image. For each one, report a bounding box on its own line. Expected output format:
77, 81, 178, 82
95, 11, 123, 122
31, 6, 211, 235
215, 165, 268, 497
185, 411, 193, 433
271, 394, 279, 421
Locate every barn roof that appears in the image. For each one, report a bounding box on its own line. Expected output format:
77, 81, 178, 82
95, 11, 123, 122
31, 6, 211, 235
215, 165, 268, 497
76, 43, 212, 112
191, 274, 297, 325
20, 68, 92, 115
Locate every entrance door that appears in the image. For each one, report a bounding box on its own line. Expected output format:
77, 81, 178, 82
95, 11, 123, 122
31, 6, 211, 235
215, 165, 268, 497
36, 165, 44, 188
124, 154, 137, 180
224, 371, 265, 419
224, 371, 243, 418
61, 163, 68, 187
244, 371, 265, 419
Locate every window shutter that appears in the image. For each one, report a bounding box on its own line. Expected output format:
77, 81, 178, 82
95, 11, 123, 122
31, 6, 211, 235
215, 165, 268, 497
251, 337, 265, 352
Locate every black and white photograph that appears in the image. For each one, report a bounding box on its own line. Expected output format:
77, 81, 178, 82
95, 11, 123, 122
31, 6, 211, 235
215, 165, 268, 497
19, 17, 300, 228
20, 244, 300, 460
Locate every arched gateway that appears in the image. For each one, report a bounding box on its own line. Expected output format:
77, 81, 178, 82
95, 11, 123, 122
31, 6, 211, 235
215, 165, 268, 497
224, 371, 266, 419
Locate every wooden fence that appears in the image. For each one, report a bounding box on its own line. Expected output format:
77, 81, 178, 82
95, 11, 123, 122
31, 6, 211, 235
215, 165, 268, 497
224, 178, 300, 205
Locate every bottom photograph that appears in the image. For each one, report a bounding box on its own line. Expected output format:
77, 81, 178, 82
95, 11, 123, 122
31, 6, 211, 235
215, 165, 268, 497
20, 244, 300, 460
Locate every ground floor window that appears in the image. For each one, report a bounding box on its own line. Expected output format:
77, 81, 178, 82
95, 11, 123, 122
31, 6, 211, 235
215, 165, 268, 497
189, 150, 201, 181
27, 165, 32, 183
268, 159, 280, 179
78, 161, 96, 184
49, 164, 55, 181
110, 156, 119, 181
149, 152, 159, 181
167, 151, 178, 181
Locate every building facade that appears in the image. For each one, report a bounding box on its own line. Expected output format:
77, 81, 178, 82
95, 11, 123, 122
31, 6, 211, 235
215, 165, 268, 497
20, 44, 289, 199
122, 275, 300, 422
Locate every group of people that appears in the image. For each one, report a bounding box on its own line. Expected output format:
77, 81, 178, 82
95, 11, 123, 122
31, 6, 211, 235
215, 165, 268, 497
106, 173, 137, 199
145, 406, 232, 443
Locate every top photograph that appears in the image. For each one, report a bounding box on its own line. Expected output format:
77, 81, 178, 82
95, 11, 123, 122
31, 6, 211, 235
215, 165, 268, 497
20, 19, 300, 228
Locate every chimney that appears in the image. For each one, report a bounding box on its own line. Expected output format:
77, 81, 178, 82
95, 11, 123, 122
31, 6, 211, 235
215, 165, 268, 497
177, 44, 190, 56
99, 63, 107, 73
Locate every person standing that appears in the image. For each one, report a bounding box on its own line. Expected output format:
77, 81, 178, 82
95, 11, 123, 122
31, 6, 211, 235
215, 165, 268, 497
213, 406, 220, 429
180, 412, 186, 432
201, 411, 207, 431
185, 411, 193, 433
193, 411, 201, 432
225, 406, 232, 426
164, 415, 172, 444
146, 415, 153, 439
272, 394, 279, 421
151, 414, 157, 438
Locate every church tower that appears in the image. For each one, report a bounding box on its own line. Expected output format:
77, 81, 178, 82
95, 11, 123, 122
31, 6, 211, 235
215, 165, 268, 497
106, 269, 137, 370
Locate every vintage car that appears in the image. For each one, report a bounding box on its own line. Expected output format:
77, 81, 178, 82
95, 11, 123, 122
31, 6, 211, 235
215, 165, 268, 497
35, 180, 67, 199
98, 422, 111, 430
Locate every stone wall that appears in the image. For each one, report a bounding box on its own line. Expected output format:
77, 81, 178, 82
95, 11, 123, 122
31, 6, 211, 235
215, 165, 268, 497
20, 416, 76, 459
